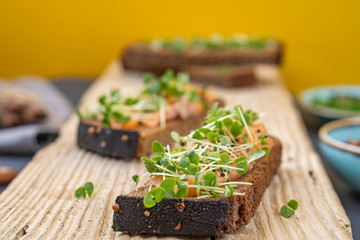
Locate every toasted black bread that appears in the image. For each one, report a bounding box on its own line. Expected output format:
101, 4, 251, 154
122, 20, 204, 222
78, 99, 224, 158
112, 136, 282, 236
78, 113, 205, 159
123, 42, 185, 75
186, 64, 256, 88
183, 44, 282, 66
122, 42, 281, 88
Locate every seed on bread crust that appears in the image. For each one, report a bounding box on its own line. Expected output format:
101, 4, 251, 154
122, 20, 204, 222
174, 223, 181, 230
121, 135, 129, 142
112, 204, 119, 212
175, 202, 185, 212
88, 127, 96, 136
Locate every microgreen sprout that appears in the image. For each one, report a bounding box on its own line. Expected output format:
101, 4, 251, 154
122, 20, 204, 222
280, 199, 298, 218
137, 104, 271, 208
147, 34, 275, 52
77, 70, 205, 129
75, 182, 101, 199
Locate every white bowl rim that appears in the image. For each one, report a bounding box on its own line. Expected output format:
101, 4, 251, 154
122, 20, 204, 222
319, 117, 360, 155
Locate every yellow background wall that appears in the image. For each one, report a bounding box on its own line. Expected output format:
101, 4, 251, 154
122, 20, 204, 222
0, 0, 359, 94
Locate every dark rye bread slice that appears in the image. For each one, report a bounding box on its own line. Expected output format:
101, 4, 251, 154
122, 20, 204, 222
122, 42, 282, 75
183, 43, 283, 66
77, 99, 224, 158
78, 113, 204, 159
112, 136, 282, 236
186, 64, 256, 88
123, 42, 185, 75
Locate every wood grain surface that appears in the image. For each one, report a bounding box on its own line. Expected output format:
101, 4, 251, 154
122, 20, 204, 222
0, 61, 353, 240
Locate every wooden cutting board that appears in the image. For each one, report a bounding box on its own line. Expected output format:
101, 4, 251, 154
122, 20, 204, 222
0, 61, 353, 240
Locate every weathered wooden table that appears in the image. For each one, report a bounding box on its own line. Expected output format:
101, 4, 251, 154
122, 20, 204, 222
0, 61, 353, 239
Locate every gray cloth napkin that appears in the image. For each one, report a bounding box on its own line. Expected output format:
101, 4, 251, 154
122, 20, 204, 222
0, 76, 73, 154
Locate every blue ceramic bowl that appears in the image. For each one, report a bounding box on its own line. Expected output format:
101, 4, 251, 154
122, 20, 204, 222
298, 85, 360, 120
319, 117, 360, 192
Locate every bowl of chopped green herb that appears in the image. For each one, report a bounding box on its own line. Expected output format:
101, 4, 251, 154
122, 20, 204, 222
298, 85, 360, 122
319, 117, 360, 192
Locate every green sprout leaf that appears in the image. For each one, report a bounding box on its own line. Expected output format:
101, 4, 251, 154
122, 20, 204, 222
249, 150, 266, 162
224, 185, 234, 198
235, 157, 248, 174
110, 89, 121, 98
75, 187, 86, 198
258, 134, 269, 145
142, 158, 157, 173
280, 199, 298, 218
215, 121, 223, 131
179, 174, 188, 181
179, 167, 191, 175
124, 97, 139, 105
207, 132, 219, 143
199, 128, 211, 135
287, 199, 298, 210
171, 131, 181, 144
144, 192, 156, 208
280, 205, 295, 218
185, 150, 200, 165
210, 102, 218, 113
145, 162, 157, 173
219, 152, 230, 164
141, 157, 150, 162
151, 188, 166, 202
112, 111, 130, 124
180, 155, 190, 168
185, 150, 195, 161
160, 156, 169, 166
151, 155, 162, 163
167, 165, 176, 172
219, 136, 232, 145
144, 187, 166, 208
160, 178, 176, 198
99, 95, 106, 105
132, 175, 139, 185
222, 117, 233, 127
230, 121, 243, 137
143, 72, 155, 83
152, 141, 165, 154
84, 182, 94, 197
75, 182, 98, 199
192, 130, 204, 140
187, 164, 198, 175
262, 147, 270, 156
203, 172, 218, 187
176, 179, 188, 197
195, 172, 202, 185
101, 116, 111, 127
